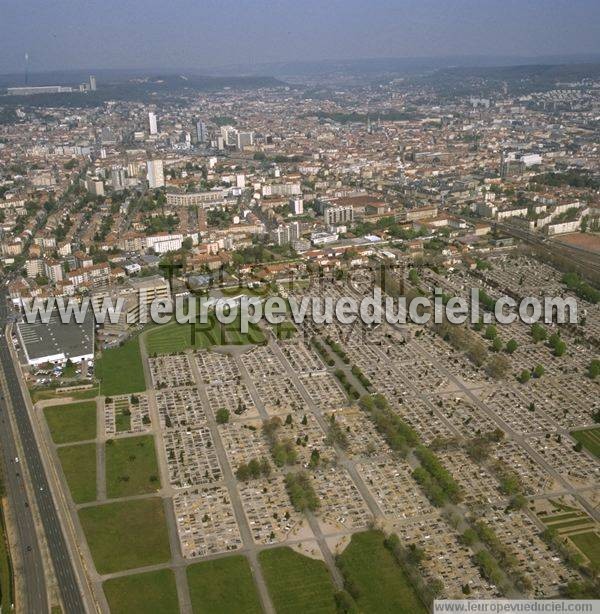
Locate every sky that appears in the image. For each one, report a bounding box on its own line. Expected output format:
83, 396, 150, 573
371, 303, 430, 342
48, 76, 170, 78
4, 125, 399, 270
1, 0, 600, 73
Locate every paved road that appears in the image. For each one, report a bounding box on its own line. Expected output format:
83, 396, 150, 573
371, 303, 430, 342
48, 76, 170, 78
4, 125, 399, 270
0, 350, 47, 612
0, 290, 86, 613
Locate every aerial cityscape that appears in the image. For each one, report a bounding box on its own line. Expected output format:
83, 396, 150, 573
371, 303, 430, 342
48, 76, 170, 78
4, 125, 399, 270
0, 1, 599, 613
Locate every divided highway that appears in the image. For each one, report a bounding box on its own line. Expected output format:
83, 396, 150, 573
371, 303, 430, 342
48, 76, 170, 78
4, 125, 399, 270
0, 290, 86, 613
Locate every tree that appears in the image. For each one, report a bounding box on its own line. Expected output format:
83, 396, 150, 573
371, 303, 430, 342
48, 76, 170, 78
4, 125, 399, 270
533, 364, 545, 378
216, 408, 230, 424
309, 448, 320, 468
484, 325, 497, 340
505, 339, 518, 354
259, 456, 271, 477
531, 323, 547, 343
518, 369, 531, 384
467, 341, 488, 367
247, 458, 261, 479
491, 337, 503, 353
573, 441, 583, 452
236, 463, 250, 481
553, 340, 567, 357
486, 355, 510, 380
588, 360, 600, 380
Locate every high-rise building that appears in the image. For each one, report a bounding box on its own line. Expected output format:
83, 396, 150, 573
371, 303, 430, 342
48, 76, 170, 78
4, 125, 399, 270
196, 120, 207, 143
221, 125, 238, 147
236, 131, 254, 149
148, 112, 158, 136
110, 167, 126, 191
146, 159, 164, 189
89, 75, 97, 91
270, 221, 301, 246
291, 198, 304, 215
324, 205, 354, 226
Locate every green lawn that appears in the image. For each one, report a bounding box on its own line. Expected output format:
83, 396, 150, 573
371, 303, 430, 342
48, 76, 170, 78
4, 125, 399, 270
259, 547, 337, 614
103, 569, 179, 614
96, 337, 146, 396
105, 435, 160, 498
569, 532, 600, 567
337, 531, 426, 614
145, 314, 265, 355
57, 443, 97, 503
571, 427, 600, 459
0, 508, 13, 613
547, 518, 593, 531
30, 385, 99, 403
187, 555, 262, 614
273, 320, 297, 340
115, 409, 131, 432
79, 498, 171, 574
542, 512, 584, 523
44, 401, 97, 444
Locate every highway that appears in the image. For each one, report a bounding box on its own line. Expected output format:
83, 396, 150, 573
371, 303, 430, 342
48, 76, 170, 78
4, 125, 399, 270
0, 290, 86, 613
0, 340, 47, 612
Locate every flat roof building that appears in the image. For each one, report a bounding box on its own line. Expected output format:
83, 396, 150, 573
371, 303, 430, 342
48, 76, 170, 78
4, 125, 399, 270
16, 309, 94, 366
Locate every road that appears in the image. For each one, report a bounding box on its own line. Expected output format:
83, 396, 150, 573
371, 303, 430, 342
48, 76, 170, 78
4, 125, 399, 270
0, 344, 47, 612
0, 290, 86, 613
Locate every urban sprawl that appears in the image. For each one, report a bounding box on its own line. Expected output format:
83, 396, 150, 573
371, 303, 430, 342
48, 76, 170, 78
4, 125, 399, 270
0, 67, 599, 614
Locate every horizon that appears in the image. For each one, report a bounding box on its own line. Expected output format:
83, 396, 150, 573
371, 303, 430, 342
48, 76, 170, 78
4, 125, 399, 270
2, 0, 600, 74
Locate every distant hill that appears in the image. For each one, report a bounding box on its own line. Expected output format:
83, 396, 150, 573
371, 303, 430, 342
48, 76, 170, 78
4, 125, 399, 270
0, 72, 286, 107
413, 62, 600, 97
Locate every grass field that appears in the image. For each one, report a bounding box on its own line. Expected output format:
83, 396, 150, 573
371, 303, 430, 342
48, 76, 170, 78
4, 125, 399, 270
571, 427, 600, 459
337, 531, 426, 614
569, 532, 600, 567
259, 547, 337, 614
0, 507, 13, 613
103, 569, 179, 614
57, 443, 97, 503
187, 555, 262, 614
96, 336, 146, 396
44, 401, 97, 444
30, 385, 99, 403
105, 435, 160, 498
79, 498, 170, 574
145, 314, 265, 355
541, 512, 584, 523
273, 320, 297, 340
547, 518, 594, 531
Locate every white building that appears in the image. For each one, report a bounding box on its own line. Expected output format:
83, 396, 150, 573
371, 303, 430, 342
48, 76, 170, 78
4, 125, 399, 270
147, 160, 164, 189
148, 112, 158, 135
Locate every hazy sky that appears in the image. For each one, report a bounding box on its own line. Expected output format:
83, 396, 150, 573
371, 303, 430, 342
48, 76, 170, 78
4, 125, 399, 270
1, 0, 600, 73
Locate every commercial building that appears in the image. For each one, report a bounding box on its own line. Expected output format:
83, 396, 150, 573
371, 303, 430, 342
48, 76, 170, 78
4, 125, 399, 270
17, 309, 94, 366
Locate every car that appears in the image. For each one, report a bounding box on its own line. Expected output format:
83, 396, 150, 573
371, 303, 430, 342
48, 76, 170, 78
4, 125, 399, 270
14, 456, 19, 463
